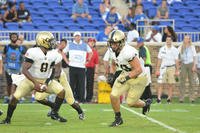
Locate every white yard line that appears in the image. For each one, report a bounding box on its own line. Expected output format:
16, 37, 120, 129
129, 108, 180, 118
121, 105, 186, 133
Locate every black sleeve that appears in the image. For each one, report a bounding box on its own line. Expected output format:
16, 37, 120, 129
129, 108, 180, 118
22, 46, 27, 55
3, 45, 8, 55
24, 57, 34, 63
139, 47, 147, 58
45, 67, 55, 85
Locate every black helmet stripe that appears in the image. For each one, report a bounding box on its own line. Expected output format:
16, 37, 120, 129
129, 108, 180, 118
110, 30, 117, 41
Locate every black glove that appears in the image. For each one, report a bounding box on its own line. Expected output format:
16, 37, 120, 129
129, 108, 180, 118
107, 73, 114, 85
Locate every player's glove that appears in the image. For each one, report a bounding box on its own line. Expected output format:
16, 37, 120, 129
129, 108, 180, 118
118, 75, 131, 84
107, 73, 114, 85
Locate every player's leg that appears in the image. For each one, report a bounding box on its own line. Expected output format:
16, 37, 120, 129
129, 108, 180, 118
59, 71, 84, 120
4, 72, 12, 103
47, 80, 66, 122
126, 76, 151, 115
0, 78, 33, 124
109, 73, 130, 127
0, 110, 3, 116
35, 92, 54, 108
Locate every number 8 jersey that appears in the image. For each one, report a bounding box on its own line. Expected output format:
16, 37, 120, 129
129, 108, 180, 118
24, 47, 61, 79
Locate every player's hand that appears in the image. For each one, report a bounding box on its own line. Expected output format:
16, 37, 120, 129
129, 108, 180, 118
34, 82, 47, 92
155, 70, 160, 78
118, 75, 130, 84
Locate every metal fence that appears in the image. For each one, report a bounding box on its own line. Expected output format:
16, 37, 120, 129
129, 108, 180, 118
0, 30, 200, 43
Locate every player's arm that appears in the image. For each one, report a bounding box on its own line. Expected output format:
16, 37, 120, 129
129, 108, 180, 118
54, 62, 62, 79
128, 57, 142, 78
117, 57, 142, 84
155, 58, 162, 76
22, 57, 36, 83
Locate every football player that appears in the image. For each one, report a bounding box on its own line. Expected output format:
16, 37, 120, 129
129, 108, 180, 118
107, 30, 152, 127
0, 31, 66, 124
35, 42, 85, 120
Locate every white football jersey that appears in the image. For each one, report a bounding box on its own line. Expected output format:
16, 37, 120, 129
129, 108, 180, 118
115, 45, 146, 76
25, 47, 60, 79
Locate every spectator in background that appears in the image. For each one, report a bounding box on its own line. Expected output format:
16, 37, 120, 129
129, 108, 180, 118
156, 0, 169, 19
122, 7, 135, 31
0, 50, 3, 116
99, 0, 111, 20
195, 50, 200, 98
155, 36, 179, 103
59, 39, 70, 81
178, 35, 197, 103
64, 31, 92, 103
132, 5, 148, 25
126, 23, 139, 43
162, 26, 177, 42
96, 25, 113, 41
137, 37, 152, 111
145, 26, 162, 42
86, 38, 99, 102
3, 3, 17, 23
71, 0, 92, 23
2, 33, 26, 103
17, 1, 31, 22
104, 6, 121, 28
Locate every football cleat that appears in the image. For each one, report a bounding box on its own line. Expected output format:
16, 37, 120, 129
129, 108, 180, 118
0, 119, 10, 124
0, 110, 3, 116
156, 98, 161, 104
167, 99, 171, 104
47, 109, 52, 117
49, 111, 67, 122
142, 98, 152, 115
79, 113, 85, 120
109, 117, 123, 127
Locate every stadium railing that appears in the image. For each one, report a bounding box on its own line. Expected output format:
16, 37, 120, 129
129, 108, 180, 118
0, 30, 200, 42
136, 19, 175, 36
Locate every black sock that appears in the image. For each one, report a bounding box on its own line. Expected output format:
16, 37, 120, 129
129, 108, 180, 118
37, 99, 55, 109
71, 102, 83, 114
53, 96, 64, 113
115, 112, 121, 118
6, 104, 17, 121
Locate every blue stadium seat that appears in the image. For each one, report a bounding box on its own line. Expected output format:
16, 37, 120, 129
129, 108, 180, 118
148, 8, 157, 18
52, 24, 67, 31
21, 25, 36, 31
177, 8, 192, 14
67, 24, 82, 31
61, 18, 75, 24
48, 1, 61, 6
47, 19, 61, 24
182, 26, 196, 32
172, 2, 184, 8
32, 19, 47, 25
82, 24, 97, 31
36, 25, 52, 31
175, 21, 188, 27
5, 22, 19, 30
143, 2, 155, 10
52, 7, 65, 12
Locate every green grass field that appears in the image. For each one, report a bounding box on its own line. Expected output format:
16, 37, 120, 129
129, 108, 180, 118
0, 99, 200, 133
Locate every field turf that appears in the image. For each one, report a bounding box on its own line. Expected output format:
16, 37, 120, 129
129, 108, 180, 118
0, 99, 200, 133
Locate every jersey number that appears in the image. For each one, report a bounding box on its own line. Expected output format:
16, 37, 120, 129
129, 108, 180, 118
40, 63, 48, 72
120, 64, 131, 71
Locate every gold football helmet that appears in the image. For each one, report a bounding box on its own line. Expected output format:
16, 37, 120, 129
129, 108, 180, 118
107, 30, 126, 48
36, 31, 56, 49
